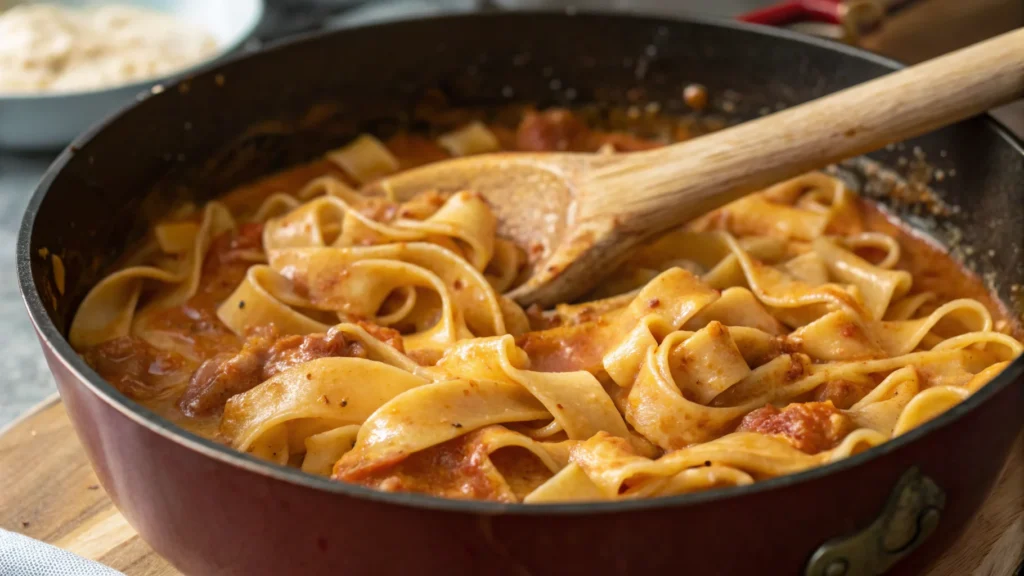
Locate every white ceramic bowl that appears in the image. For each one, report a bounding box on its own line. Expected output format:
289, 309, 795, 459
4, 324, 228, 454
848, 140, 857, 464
0, 0, 264, 150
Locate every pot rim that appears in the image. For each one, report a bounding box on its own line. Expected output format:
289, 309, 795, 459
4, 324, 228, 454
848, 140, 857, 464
16, 10, 1024, 516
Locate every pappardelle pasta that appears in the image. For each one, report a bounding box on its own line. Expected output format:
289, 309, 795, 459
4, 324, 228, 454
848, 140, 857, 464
72, 108, 1022, 503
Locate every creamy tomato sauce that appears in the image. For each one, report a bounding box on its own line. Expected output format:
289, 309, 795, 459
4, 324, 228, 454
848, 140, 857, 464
78, 107, 1021, 501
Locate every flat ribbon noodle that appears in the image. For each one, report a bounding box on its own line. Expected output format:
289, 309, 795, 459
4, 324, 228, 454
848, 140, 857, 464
263, 185, 496, 274
71, 202, 235, 348
812, 237, 911, 321
870, 299, 992, 356
391, 191, 496, 271
217, 265, 329, 337
269, 244, 509, 339
326, 134, 399, 184
435, 336, 633, 443
302, 425, 361, 476
562, 431, 821, 499
221, 357, 428, 464
334, 379, 550, 478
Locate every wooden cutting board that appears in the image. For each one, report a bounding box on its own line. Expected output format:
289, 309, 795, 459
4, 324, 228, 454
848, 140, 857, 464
0, 395, 1021, 576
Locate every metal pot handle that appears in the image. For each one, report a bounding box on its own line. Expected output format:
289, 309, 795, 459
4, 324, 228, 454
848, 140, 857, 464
805, 467, 946, 576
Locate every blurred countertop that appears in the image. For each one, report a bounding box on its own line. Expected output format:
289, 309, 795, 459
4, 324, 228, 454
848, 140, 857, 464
0, 152, 55, 426
0, 0, 1021, 425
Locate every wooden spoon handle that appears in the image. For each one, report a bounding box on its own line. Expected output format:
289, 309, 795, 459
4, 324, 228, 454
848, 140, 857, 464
583, 27, 1024, 232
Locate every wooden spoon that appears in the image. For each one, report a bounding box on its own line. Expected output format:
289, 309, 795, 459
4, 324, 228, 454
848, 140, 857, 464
367, 28, 1024, 308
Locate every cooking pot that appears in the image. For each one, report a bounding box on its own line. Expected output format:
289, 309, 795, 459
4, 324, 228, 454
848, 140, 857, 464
17, 11, 1024, 575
